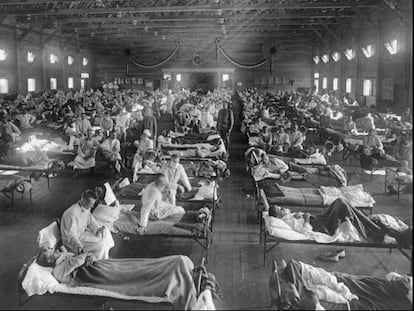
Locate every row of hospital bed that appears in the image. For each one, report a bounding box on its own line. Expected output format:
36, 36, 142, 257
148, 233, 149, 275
16, 131, 229, 310
240, 94, 412, 310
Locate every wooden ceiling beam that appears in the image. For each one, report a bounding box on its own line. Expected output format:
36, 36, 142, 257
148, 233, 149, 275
59, 22, 339, 31
351, 6, 378, 28
42, 27, 60, 44
42, 12, 357, 25
381, 0, 405, 22
0, 0, 74, 4
16, 23, 36, 43
320, 22, 341, 44
2, 1, 380, 16
310, 26, 329, 47
333, 15, 358, 37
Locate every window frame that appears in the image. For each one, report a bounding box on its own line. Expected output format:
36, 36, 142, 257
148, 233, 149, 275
0, 78, 9, 94
27, 78, 36, 92
50, 77, 58, 90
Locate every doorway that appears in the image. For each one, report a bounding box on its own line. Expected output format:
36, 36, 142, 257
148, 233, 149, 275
187, 72, 217, 92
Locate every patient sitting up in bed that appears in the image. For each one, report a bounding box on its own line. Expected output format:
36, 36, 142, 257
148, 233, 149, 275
161, 154, 192, 206
36, 247, 198, 310
138, 173, 185, 234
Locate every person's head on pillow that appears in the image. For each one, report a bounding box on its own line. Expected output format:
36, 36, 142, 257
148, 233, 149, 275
36, 246, 60, 268
94, 185, 106, 204
269, 205, 289, 218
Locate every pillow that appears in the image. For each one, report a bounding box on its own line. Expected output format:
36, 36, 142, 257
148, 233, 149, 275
92, 204, 120, 224
37, 221, 60, 248
22, 261, 59, 297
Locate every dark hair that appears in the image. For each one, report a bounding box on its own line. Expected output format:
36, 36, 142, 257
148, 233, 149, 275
36, 248, 54, 267
81, 189, 98, 202
170, 154, 180, 161
154, 173, 167, 185
269, 205, 279, 217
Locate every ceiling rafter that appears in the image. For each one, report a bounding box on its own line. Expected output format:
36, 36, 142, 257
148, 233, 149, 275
2, 1, 379, 16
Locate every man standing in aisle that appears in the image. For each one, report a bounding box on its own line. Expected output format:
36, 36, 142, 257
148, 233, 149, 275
217, 101, 234, 151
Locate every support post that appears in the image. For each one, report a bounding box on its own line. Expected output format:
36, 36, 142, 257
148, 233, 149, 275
376, 8, 384, 108
14, 20, 22, 93
40, 35, 47, 91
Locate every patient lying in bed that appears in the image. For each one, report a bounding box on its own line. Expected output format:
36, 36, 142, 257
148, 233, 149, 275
270, 259, 412, 310
251, 152, 346, 186
266, 198, 412, 245
167, 138, 227, 159
35, 247, 198, 310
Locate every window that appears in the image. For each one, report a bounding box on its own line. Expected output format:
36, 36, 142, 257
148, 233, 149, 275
176, 73, 182, 82
344, 48, 355, 60
363, 79, 374, 96
163, 73, 171, 80
314, 72, 319, 78
331, 52, 340, 62
81, 79, 85, 90
82, 57, 89, 66
322, 77, 328, 89
313, 79, 319, 93
362, 44, 374, 58
68, 77, 74, 89
50, 78, 57, 90
321, 54, 329, 63
0, 49, 7, 61
50, 54, 58, 64
27, 78, 36, 92
67, 55, 74, 65
81, 72, 89, 79
333, 77, 339, 91
385, 39, 398, 55
313, 56, 320, 64
222, 73, 229, 82
346, 78, 352, 93
0, 78, 9, 94
27, 51, 35, 63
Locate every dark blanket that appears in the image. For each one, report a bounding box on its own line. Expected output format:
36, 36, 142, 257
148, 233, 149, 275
73, 255, 197, 310
117, 182, 215, 205
259, 179, 285, 197
334, 272, 412, 310
113, 209, 207, 237
310, 198, 385, 243
276, 259, 411, 310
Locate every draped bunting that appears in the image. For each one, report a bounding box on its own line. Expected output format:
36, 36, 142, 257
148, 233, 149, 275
216, 39, 269, 69
129, 40, 181, 69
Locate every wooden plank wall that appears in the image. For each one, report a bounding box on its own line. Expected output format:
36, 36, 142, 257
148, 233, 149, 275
93, 44, 313, 92
0, 29, 94, 94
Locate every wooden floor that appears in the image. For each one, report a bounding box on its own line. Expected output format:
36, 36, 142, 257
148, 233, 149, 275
0, 98, 412, 310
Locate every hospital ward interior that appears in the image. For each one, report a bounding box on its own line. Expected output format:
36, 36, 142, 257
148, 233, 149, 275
0, 0, 413, 310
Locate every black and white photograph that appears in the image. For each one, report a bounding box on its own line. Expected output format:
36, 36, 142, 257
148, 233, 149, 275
0, 0, 412, 310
